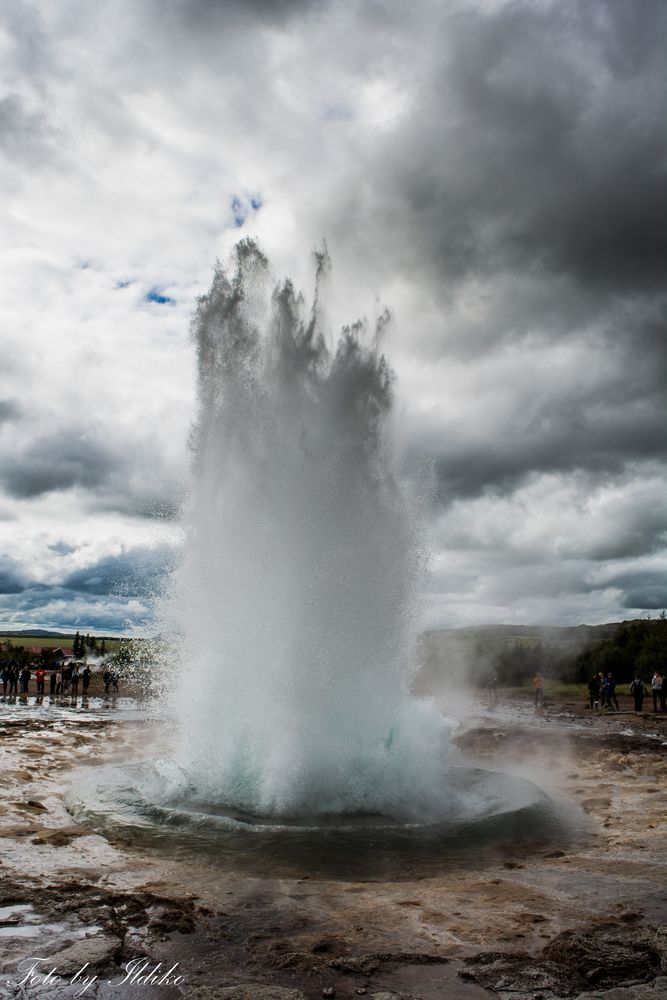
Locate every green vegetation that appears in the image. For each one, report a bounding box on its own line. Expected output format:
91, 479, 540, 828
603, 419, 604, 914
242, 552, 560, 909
500, 682, 594, 703
573, 616, 667, 684
490, 618, 667, 686
418, 616, 667, 690
0, 633, 123, 653
0, 632, 126, 668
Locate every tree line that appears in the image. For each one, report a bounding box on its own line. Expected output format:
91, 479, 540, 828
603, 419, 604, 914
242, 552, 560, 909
72, 631, 107, 658
480, 616, 667, 686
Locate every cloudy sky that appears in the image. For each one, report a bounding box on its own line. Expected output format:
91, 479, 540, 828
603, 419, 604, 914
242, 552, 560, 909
1, 0, 665, 634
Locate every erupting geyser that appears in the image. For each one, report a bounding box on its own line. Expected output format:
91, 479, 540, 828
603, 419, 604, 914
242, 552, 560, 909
158, 240, 451, 823
67, 242, 559, 860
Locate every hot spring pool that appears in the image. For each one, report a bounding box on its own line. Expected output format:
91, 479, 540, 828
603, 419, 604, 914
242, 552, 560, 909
66, 762, 564, 879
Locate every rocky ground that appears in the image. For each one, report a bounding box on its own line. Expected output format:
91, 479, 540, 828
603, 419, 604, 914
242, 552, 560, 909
0, 694, 664, 1000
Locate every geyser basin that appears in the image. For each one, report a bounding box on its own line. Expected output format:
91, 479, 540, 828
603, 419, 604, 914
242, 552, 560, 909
66, 762, 563, 879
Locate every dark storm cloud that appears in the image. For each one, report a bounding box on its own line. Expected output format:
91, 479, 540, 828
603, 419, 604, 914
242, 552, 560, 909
431, 396, 667, 500
408, 329, 667, 500
351, 0, 667, 514
602, 571, 667, 611
4, 1, 50, 69
0, 400, 20, 424
622, 585, 667, 611
63, 545, 178, 599
0, 544, 179, 632
368, 0, 667, 294
163, 0, 320, 27
0, 432, 121, 499
0, 586, 154, 632
0, 558, 27, 595
48, 541, 78, 556
0, 425, 183, 516
89, 495, 184, 521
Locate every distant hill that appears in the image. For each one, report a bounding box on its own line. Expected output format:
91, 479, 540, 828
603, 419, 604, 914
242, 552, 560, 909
425, 621, 622, 644
0, 629, 129, 640
0, 629, 73, 638
414, 619, 659, 689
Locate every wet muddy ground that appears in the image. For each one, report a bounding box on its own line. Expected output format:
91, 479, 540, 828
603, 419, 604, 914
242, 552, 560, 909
0, 696, 665, 999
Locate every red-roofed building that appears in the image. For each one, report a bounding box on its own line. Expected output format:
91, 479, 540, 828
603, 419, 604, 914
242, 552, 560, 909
25, 646, 73, 660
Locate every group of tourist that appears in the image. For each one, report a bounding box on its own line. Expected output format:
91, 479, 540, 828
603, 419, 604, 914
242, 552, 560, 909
0, 661, 120, 700
485, 669, 666, 715
588, 670, 667, 714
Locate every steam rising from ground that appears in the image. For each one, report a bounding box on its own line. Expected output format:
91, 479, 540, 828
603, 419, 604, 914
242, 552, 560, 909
158, 242, 453, 822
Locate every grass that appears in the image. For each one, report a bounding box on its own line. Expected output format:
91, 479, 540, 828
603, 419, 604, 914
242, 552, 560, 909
0, 634, 124, 653
501, 682, 588, 701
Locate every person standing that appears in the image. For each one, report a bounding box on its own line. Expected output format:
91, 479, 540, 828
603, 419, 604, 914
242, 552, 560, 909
19, 666, 31, 698
588, 673, 601, 711
70, 664, 79, 698
35, 665, 45, 697
629, 675, 645, 714
660, 673, 667, 713
61, 664, 71, 696
82, 666, 92, 696
651, 672, 662, 713
533, 672, 545, 711
604, 673, 619, 712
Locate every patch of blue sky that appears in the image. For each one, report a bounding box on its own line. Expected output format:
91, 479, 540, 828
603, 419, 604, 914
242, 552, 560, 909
231, 195, 246, 228
48, 541, 78, 555
145, 287, 176, 305
230, 193, 262, 228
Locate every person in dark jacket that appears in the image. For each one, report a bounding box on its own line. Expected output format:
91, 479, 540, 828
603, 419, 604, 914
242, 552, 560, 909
604, 673, 619, 711
629, 675, 645, 713
588, 674, 601, 711
19, 666, 31, 697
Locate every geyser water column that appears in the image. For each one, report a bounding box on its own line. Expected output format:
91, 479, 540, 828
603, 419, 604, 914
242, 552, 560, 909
159, 240, 451, 822
66, 240, 560, 866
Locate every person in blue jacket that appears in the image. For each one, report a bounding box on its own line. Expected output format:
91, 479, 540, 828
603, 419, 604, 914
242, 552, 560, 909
604, 673, 619, 711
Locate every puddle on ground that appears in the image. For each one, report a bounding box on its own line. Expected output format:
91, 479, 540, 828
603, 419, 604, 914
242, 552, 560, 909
0, 903, 34, 923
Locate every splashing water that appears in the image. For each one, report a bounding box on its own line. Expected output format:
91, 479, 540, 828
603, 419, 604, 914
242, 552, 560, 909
158, 241, 453, 823
66, 241, 559, 857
